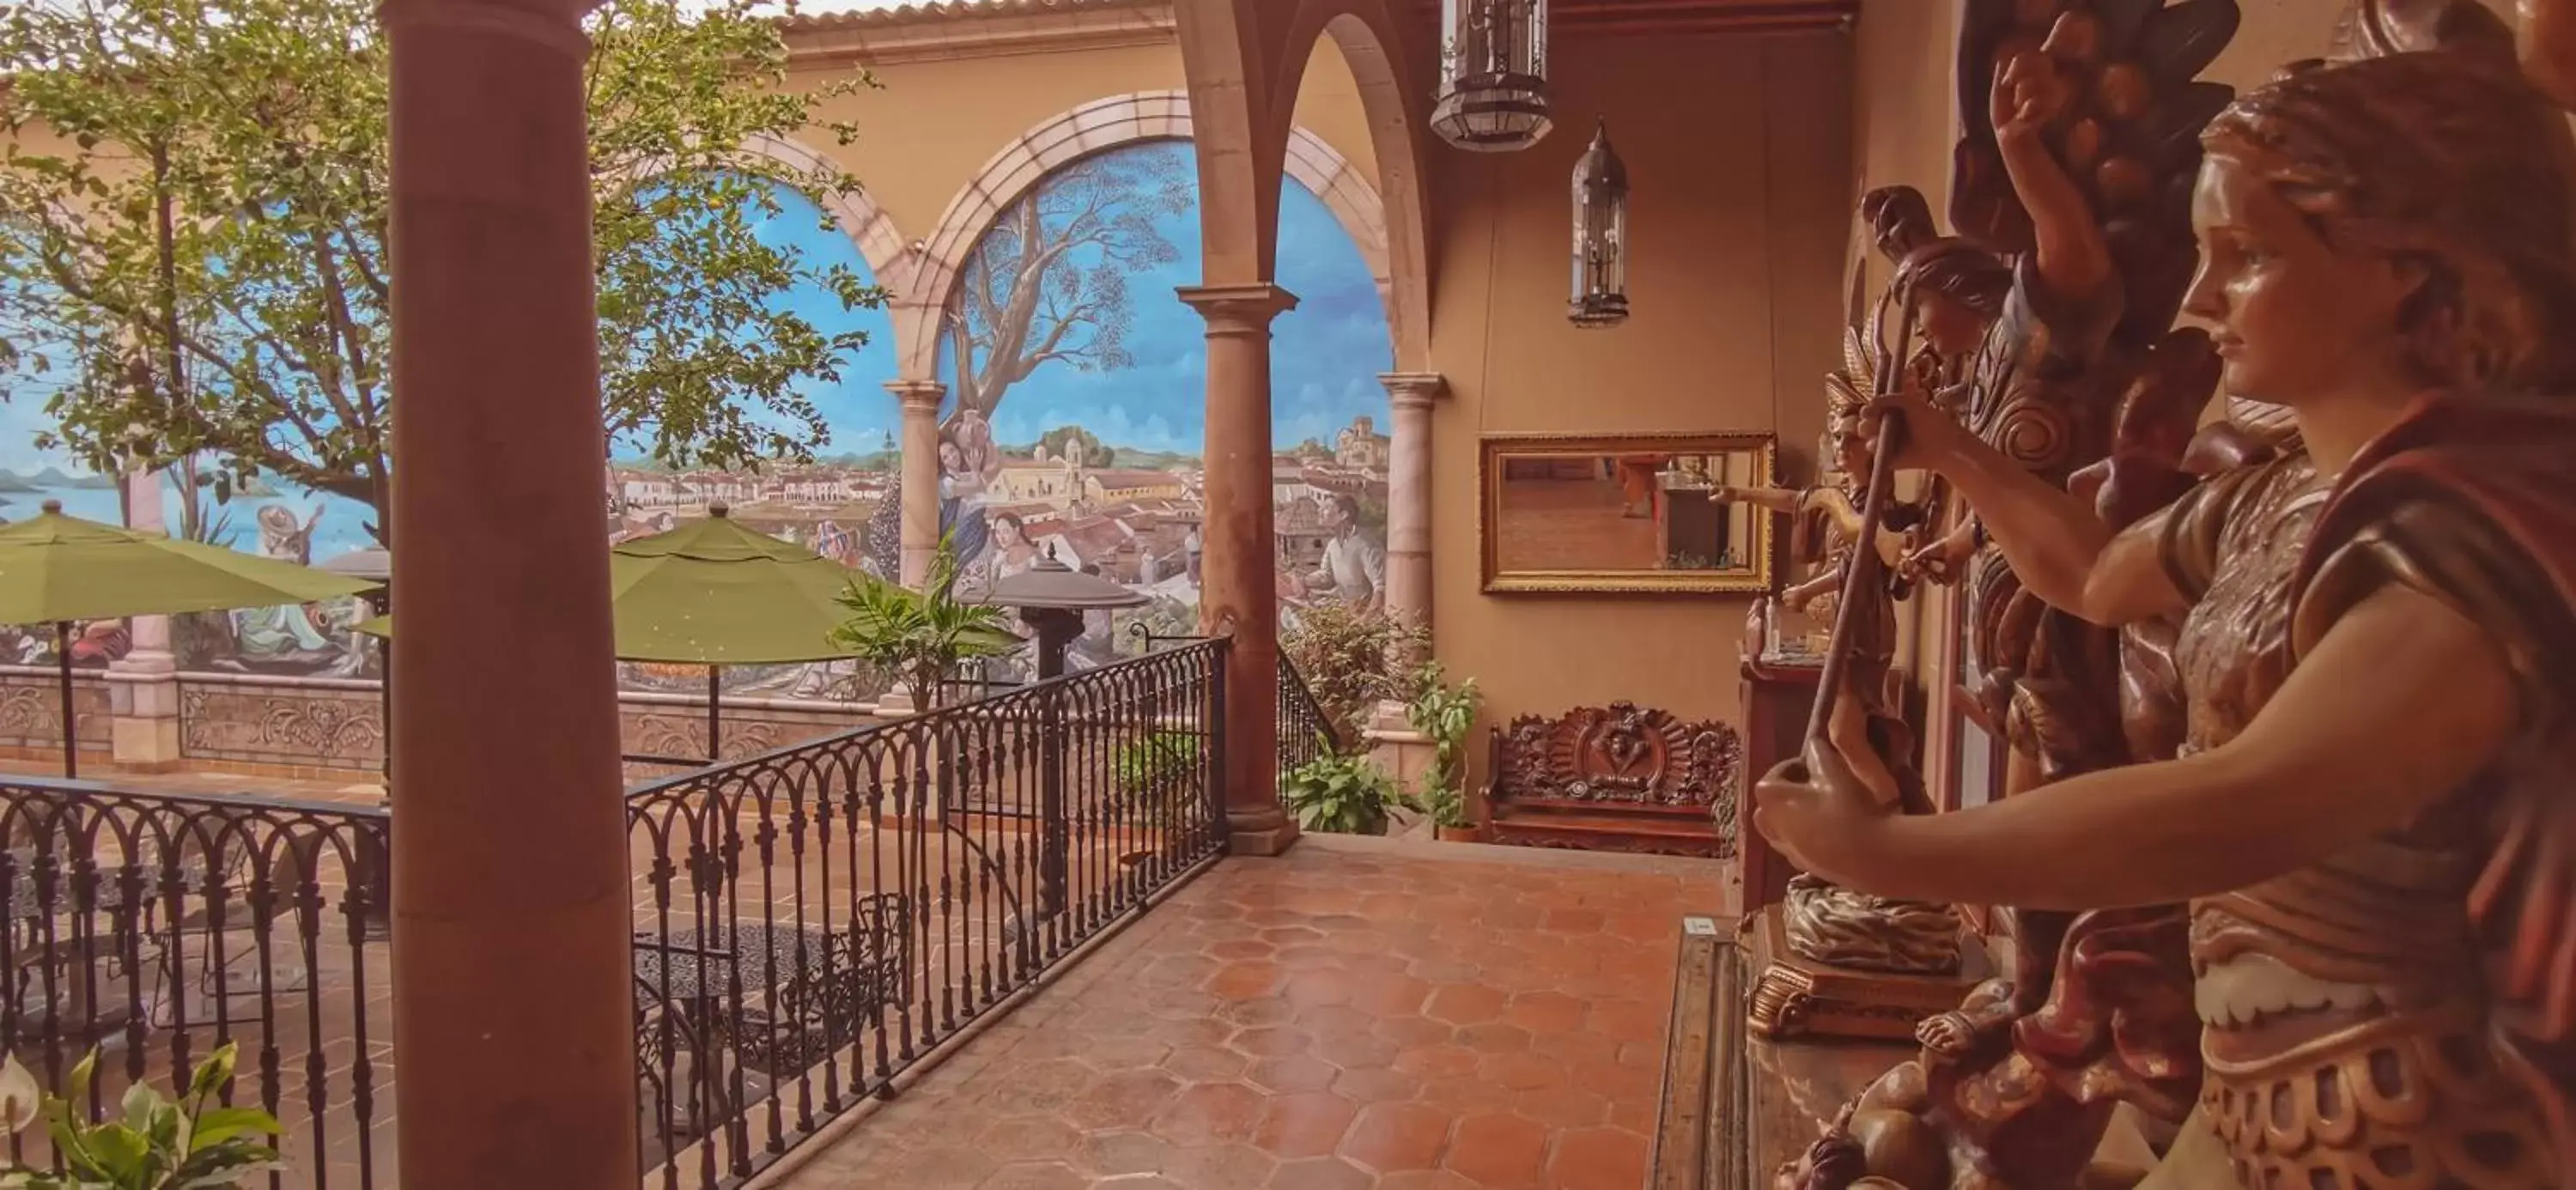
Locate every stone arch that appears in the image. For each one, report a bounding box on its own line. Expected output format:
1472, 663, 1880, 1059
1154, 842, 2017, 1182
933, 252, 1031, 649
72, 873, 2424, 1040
1173, 0, 1280, 287
1266, 0, 1436, 372
601, 131, 921, 376
897, 91, 1396, 380
723, 132, 924, 387
731, 131, 914, 283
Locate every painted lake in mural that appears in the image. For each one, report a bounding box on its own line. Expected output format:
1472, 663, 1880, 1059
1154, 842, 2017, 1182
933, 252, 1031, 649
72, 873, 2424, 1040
0, 135, 1393, 696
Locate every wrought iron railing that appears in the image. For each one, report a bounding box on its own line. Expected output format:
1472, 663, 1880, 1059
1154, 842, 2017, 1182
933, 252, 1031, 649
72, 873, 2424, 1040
0, 780, 392, 1188
624, 639, 1228, 1188
1276, 653, 1341, 793
0, 640, 1226, 1190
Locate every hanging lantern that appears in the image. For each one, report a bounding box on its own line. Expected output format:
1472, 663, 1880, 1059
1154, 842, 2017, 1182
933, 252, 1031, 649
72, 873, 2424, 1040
1431, 0, 1551, 152
1570, 120, 1629, 328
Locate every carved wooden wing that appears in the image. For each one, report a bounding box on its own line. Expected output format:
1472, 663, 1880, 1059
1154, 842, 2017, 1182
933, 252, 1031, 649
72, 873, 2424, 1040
1950, 0, 2240, 345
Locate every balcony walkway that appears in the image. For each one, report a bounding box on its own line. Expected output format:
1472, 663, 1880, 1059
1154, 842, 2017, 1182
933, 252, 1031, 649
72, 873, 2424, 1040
769, 835, 1722, 1190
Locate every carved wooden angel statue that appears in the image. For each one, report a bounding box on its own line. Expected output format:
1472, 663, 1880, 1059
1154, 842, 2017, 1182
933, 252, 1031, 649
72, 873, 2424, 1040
1722, 330, 1935, 631
1762, 2, 2576, 1187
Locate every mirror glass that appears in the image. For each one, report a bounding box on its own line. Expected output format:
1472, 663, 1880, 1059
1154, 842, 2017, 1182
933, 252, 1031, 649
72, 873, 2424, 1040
1479, 434, 1776, 593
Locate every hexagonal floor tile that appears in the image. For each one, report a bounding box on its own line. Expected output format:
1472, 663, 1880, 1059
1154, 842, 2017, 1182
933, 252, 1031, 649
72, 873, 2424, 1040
763, 843, 1713, 1190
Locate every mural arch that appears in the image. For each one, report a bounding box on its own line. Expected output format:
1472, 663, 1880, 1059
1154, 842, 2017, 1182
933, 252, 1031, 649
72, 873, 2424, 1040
899, 92, 1394, 380
730, 131, 915, 282
913, 132, 1396, 670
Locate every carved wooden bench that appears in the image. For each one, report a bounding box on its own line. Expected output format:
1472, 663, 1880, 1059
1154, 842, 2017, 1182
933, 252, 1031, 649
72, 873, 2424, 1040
1482, 702, 1741, 858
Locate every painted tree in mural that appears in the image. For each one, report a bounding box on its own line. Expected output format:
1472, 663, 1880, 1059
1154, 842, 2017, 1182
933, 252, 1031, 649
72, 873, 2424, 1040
942, 148, 1192, 427
0, 0, 884, 542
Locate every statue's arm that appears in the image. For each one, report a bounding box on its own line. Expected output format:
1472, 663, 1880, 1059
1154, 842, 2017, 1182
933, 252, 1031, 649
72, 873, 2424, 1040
1997, 100, 2113, 306
1715, 484, 1807, 515
1850, 582, 2516, 909
1911, 410, 2185, 625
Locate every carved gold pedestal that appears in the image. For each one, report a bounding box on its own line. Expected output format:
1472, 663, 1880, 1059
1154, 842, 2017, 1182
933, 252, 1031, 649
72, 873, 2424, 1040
1741, 908, 1984, 1041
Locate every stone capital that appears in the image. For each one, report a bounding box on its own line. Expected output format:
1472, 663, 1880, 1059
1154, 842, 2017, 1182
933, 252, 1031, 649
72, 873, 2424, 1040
1377, 372, 1448, 410
884, 379, 946, 414
1176, 282, 1299, 336
376, 0, 592, 56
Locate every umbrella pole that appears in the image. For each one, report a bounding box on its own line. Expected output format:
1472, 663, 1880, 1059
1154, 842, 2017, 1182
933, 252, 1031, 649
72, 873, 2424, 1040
55, 622, 75, 780
707, 665, 721, 765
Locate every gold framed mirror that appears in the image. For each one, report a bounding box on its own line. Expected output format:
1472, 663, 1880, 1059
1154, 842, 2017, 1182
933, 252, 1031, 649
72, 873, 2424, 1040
1479, 431, 1778, 594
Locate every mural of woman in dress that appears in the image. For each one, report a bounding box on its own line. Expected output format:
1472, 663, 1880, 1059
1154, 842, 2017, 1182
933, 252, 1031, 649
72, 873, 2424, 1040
988, 512, 1042, 580
937, 408, 1002, 568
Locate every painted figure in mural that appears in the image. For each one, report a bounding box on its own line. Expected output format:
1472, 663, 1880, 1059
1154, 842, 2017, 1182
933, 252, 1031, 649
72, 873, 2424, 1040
65, 620, 130, 668
229, 503, 352, 672
811, 518, 859, 568
987, 511, 1041, 579
937, 410, 1003, 568
1302, 495, 1386, 611
1760, 4, 2576, 1187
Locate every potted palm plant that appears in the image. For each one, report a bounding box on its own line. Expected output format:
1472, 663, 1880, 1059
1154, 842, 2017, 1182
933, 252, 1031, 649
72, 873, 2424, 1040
829, 535, 1022, 713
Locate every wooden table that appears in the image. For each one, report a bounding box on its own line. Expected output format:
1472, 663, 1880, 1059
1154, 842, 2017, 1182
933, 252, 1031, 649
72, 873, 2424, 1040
1651, 918, 1915, 1189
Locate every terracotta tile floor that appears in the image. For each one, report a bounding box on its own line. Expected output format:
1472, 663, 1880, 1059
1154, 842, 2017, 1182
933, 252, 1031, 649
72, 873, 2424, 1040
772, 836, 1723, 1190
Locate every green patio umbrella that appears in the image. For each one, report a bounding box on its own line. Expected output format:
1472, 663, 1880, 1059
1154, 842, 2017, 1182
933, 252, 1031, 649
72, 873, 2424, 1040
361, 506, 871, 761
0, 501, 380, 778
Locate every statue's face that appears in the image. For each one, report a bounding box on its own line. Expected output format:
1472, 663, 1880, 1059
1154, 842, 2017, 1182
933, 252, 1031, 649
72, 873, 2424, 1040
1916, 290, 1986, 361
2184, 152, 2421, 409
1828, 415, 1870, 478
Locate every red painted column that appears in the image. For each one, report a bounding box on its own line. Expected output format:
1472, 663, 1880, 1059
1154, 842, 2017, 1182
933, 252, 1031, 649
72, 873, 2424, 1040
1178, 282, 1298, 855
380, 0, 636, 1184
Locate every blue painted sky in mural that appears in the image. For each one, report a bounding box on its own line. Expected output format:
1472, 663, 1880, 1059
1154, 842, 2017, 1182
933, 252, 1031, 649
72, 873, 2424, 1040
941, 139, 1391, 456
0, 138, 1385, 539
605, 176, 900, 462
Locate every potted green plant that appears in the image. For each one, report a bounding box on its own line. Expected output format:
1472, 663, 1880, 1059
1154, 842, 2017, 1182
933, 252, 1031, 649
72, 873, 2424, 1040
1279, 602, 1428, 743
0, 1043, 285, 1189
1112, 729, 1205, 865
1405, 661, 1484, 842
829, 534, 1022, 713
1282, 743, 1400, 835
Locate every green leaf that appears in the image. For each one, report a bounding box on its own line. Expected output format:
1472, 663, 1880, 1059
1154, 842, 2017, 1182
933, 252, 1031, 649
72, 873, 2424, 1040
183, 1107, 281, 1151
79, 1123, 147, 1176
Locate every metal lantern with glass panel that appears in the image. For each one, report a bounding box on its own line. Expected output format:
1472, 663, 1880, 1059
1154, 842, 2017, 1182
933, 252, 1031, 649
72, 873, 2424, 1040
1431, 0, 1551, 151
1571, 119, 1630, 327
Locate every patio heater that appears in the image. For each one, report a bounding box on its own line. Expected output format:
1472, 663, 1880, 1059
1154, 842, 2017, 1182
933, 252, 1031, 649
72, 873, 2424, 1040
321, 545, 394, 941
1431, 0, 1551, 151
986, 552, 1148, 918
1570, 119, 1631, 328
321, 546, 394, 789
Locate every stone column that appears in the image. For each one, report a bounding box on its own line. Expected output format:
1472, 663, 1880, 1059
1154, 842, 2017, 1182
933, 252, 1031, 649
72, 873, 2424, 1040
380, 0, 636, 1184
885, 379, 945, 588
108, 466, 182, 770
1376, 372, 1443, 674
1178, 282, 1298, 856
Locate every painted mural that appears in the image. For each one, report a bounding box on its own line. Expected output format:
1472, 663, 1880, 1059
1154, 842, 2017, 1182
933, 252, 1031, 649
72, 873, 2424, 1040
915, 138, 1393, 671
0, 139, 1392, 697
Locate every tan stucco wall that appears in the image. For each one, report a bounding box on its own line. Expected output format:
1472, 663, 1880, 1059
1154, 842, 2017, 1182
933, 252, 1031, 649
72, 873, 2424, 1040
1424, 31, 1856, 736
790, 45, 1186, 243
781, 31, 1382, 253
